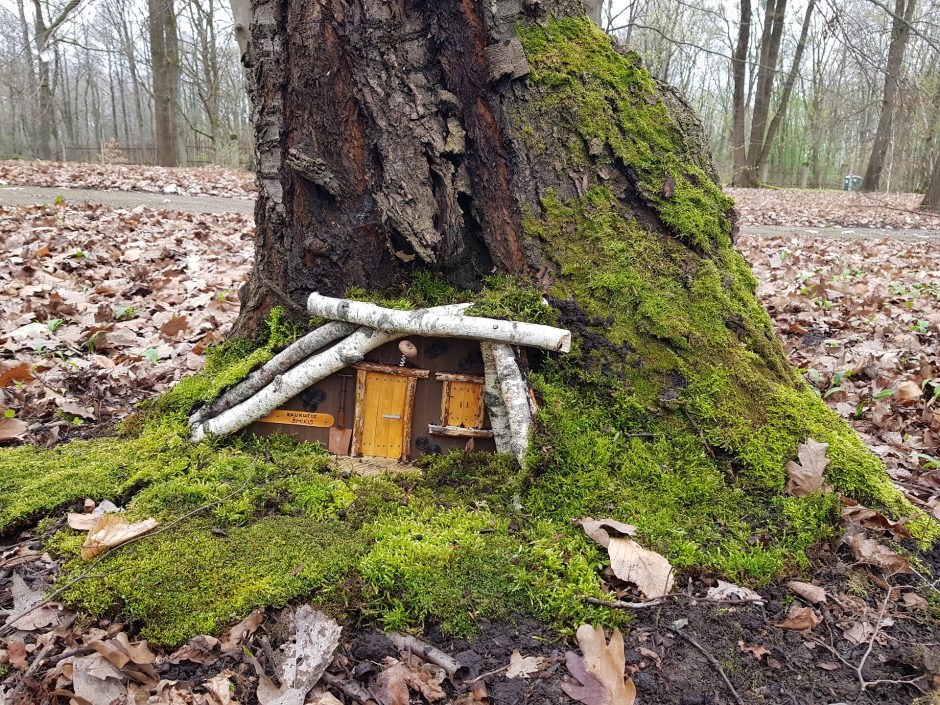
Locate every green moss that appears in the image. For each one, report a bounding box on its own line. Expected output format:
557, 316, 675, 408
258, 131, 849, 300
516, 17, 734, 251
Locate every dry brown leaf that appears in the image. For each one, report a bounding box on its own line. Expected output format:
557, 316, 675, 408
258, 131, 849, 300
704, 580, 763, 603
6, 640, 29, 669
220, 608, 264, 652
4, 572, 67, 631
505, 650, 545, 679
845, 533, 912, 575
896, 380, 923, 404
72, 653, 126, 705
787, 580, 827, 605
0, 416, 28, 441
901, 591, 928, 609
774, 605, 821, 632
160, 315, 189, 339
562, 624, 636, 705
785, 439, 831, 496
840, 499, 911, 540
68, 512, 100, 531
450, 681, 489, 705
81, 514, 159, 559
374, 661, 410, 705
0, 361, 34, 387
738, 641, 770, 661
306, 689, 342, 705
607, 538, 674, 599
574, 517, 637, 548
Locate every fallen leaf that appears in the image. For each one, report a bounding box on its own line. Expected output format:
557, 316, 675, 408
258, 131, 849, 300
375, 653, 447, 705
160, 315, 189, 339
6, 640, 29, 669
901, 591, 928, 609
705, 580, 764, 603
450, 681, 489, 705
607, 538, 674, 599
307, 689, 343, 705
505, 650, 545, 679
202, 671, 237, 705
574, 517, 637, 548
787, 580, 827, 605
251, 606, 341, 705
68, 512, 100, 531
896, 380, 923, 404
220, 608, 264, 652
840, 499, 911, 540
72, 653, 126, 705
81, 514, 159, 559
562, 624, 636, 705
774, 605, 821, 632
846, 533, 911, 575
785, 439, 831, 496
816, 661, 840, 671
0, 361, 34, 387
3, 572, 66, 631
0, 416, 28, 441
738, 641, 770, 661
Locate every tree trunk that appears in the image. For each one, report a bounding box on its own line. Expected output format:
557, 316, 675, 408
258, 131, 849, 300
233, 0, 906, 523
730, 0, 751, 186
861, 0, 916, 192
149, 0, 181, 167
923, 150, 940, 211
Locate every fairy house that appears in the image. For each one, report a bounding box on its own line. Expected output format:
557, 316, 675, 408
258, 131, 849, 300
190, 294, 572, 464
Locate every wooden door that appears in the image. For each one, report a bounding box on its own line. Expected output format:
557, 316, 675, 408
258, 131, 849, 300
444, 381, 484, 428
357, 372, 411, 459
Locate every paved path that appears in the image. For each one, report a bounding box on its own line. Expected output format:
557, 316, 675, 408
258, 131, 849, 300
1, 185, 938, 239
0, 185, 255, 215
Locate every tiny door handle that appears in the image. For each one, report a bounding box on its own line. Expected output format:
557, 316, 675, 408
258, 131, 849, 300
383, 414, 401, 420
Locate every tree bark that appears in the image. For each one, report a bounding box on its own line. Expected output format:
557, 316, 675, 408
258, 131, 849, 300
149, 0, 182, 167
922, 149, 940, 211
861, 0, 916, 192
228, 0, 903, 517
730, 0, 752, 186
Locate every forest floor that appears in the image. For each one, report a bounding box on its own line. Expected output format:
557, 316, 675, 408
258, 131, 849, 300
1, 164, 939, 704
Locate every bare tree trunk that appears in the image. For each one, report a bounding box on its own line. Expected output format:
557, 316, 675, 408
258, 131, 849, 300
739, 0, 787, 187
149, 0, 182, 166
923, 150, 940, 211
753, 0, 816, 177
861, 0, 916, 192
730, 0, 752, 185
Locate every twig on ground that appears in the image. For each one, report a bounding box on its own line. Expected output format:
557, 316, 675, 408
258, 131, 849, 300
665, 625, 745, 705
583, 593, 765, 610
387, 632, 469, 681
321, 672, 378, 704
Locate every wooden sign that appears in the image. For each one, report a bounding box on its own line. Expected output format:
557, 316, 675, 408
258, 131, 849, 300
258, 410, 335, 428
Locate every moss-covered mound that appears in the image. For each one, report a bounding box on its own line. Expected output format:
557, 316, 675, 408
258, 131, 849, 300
1, 16, 934, 649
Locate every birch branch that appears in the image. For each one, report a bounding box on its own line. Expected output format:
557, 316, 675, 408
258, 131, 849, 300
191, 321, 356, 425
307, 293, 571, 353
491, 344, 533, 464
191, 327, 398, 441
480, 342, 512, 455
191, 304, 469, 441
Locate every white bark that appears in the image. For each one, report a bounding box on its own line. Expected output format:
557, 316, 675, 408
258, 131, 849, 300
191, 321, 357, 425
480, 342, 512, 455
307, 293, 571, 353
227, 0, 251, 57
191, 304, 469, 441
584, 0, 603, 26
191, 327, 398, 441
491, 344, 533, 464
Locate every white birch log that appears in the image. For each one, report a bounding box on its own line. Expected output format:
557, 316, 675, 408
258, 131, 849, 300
307, 293, 571, 353
191, 327, 398, 441
491, 344, 533, 464
480, 342, 512, 455
191, 321, 357, 425
190, 304, 470, 441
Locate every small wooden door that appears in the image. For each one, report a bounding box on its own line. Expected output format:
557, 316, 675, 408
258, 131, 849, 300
356, 372, 412, 459
444, 382, 484, 428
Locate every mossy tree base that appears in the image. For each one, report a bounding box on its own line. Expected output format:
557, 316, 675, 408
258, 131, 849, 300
1, 6, 934, 647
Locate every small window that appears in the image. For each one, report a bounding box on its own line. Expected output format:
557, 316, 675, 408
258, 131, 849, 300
430, 373, 492, 439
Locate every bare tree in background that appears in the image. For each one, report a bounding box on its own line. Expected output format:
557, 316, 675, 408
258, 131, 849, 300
861, 0, 916, 191
29, 0, 83, 159
148, 0, 181, 166
923, 150, 940, 209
